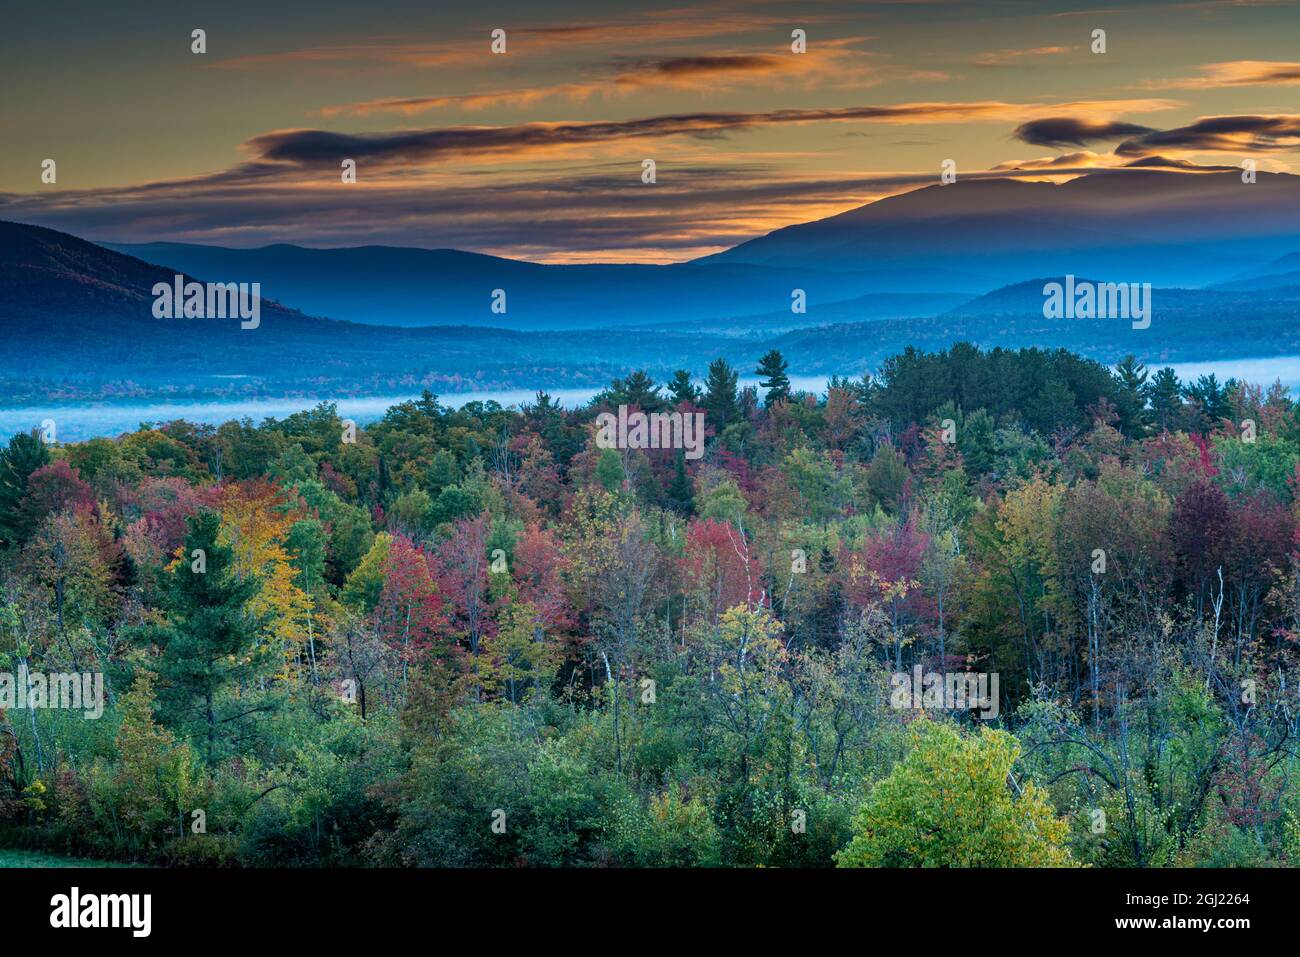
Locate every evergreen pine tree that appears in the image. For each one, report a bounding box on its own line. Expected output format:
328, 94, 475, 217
667, 370, 701, 406
667, 451, 694, 514
136, 509, 268, 761
1112, 354, 1150, 438
600, 370, 664, 412
755, 349, 791, 407
0, 430, 51, 547
703, 358, 740, 429
1148, 367, 1183, 432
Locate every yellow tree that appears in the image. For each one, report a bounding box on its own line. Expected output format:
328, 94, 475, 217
475, 600, 559, 704
561, 489, 659, 772
218, 481, 313, 681
836, 719, 1075, 868
967, 479, 1067, 688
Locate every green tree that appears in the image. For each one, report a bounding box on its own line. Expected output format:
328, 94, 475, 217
594, 449, 624, 492
1184, 373, 1233, 433
425, 449, 460, 495
0, 431, 51, 547
667, 451, 694, 514
836, 720, 1075, 867
703, 358, 741, 430
602, 370, 664, 412
430, 484, 483, 527
957, 408, 996, 476
1112, 355, 1150, 438
1148, 367, 1183, 432
341, 532, 392, 613
135, 509, 269, 761
866, 444, 909, 514
694, 472, 747, 526
114, 671, 201, 843
286, 517, 329, 682
755, 349, 792, 407
667, 369, 701, 406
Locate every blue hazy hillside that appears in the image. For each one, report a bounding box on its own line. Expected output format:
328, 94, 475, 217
105, 241, 969, 330
103, 171, 1300, 332
6, 170, 1300, 403
706, 171, 1300, 288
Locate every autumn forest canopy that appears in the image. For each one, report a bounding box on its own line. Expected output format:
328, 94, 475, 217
1, 342, 1298, 868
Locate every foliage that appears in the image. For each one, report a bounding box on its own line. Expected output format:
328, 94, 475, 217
836, 720, 1075, 867
1, 346, 1297, 868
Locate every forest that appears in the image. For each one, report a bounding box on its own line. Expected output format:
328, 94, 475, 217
0, 342, 1297, 868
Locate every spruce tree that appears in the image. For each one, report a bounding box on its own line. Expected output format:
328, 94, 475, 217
0, 430, 51, 547
619, 371, 664, 412
667, 370, 700, 406
755, 349, 792, 407
667, 451, 694, 514
1112, 354, 1150, 438
136, 509, 268, 761
703, 358, 740, 429
1148, 367, 1183, 432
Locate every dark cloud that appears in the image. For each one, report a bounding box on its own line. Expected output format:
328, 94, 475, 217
1114, 114, 1300, 155
249, 103, 1056, 169
630, 54, 783, 78
1015, 113, 1300, 158
1013, 117, 1156, 147
1229, 64, 1300, 84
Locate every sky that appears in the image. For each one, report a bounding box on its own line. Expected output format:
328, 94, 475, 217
3, 0, 1300, 262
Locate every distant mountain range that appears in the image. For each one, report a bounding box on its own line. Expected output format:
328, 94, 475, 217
0, 221, 735, 399
5, 169, 1300, 404
705, 171, 1300, 288
104, 241, 944, 331
102, 170, 1300, 330
632, 291, 976, 336
1210, 251, 1300, 292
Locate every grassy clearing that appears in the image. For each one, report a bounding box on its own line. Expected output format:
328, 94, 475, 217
0, 848, 139, 868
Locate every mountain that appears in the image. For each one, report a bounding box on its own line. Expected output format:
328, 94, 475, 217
9, 164, 1300, 408
0, 221, 736, 401
1234, 251, 1300, 277
92, 170, 1300, 331
105, 240, 950, 330
0, 220, 335, 376
946, 276, 1300, 318
1210, 251, 1300, 291
632, 290, 975, 336
1209, 274, 1300, 292
705, 171, 1300, 288
904, 276, 1300, 367
768, 287, 1300, 374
